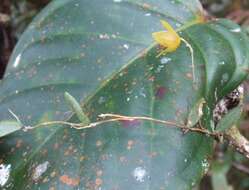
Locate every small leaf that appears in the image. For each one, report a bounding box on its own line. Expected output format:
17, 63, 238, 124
64, 92, 90, 125
216, 106, 242, 132
187, 98, 206, 127
0, 120, 22, 138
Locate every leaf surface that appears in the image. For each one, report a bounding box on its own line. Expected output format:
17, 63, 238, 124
0, 1, 248, 190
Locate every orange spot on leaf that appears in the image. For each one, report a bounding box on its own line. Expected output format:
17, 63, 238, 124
59, 175, 80, 187
95, 178, 103, 187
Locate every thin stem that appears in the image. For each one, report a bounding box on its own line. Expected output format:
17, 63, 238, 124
0, 13, 10, 24
100, 113, 184, 128
8, 109, 22, 125
99, 113, 216, 137
180, 37, 196, 83
232, 162, 249, 175
32, 121, 82, 129
23, 113, 249, 160
28, 113, 217, 138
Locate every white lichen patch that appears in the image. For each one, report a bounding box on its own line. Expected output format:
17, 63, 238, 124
201, 159, 210, 174
245, 144, 249, 153
133, 167, 147, 182
13, 54, 21, 68
160, 57, 172, 64
213, 99, 228, 122
32, 161, 49, 181
144, 13, 151, 16
213, 85, 243, 123
0, 164, 11, 187
99, 33, 110, 40
230, 28, 241, 33
123, 44, 129, 50
191, 181, 196, 187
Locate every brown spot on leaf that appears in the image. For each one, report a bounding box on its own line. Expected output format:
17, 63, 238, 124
127, 140, 135, 150
80, 156, 86, 162
64, 145, 76, 156
142, 3, 151, 9
128, 140, 134, 146
119, 156, 127, 163
42, 177, 49, 183
96, 170, 103, 177
101, 154, 109, 161
41, 149, 48, 156
53, 143, 59, 150
96, 140, 103, 147
16, 139, 23, 148
95, 178, 103, 187
68, 145, 74, 150
149, 152, 158, 158
50, 171, 57, 178
148, 76, 155, 81
64, 150, 70, 156
186, 72, 193, 79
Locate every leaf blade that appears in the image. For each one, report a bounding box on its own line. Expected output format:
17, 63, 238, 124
0, 120, 22, 138
216, 106, 242, 132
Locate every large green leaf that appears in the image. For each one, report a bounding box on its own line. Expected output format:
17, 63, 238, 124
0, 120, 22, 138
0, 0, 249, 189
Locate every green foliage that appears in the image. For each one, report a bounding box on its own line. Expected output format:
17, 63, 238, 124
64, 92, 90, 125
187, 98, 206, 127
216, 106, 242, 132
0, 0, 249, 189
0, 120, 22, 138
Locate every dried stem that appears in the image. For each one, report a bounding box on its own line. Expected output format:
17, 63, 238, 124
28, 113, 219, 138
99, 113, 216, 136
224, 126, 249, 159
180, 37, 195, 83
0, 13, 10, 24
232, 162, 249, 175
8, 109, 22, 125
20, 112, 249, 159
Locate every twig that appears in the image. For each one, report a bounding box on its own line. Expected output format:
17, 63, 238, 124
180, 37, 196, 83
0, 13, 10, 24
98, 113, 218, 137
232, 162, 249, 175
9, 110, 249, 159
27, 113, 218, 138
8, 109, 22, 125
224, 126, 249, 159
78, 114, 249, 159
99, 113, 184, 128
32, 121, 83, 129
